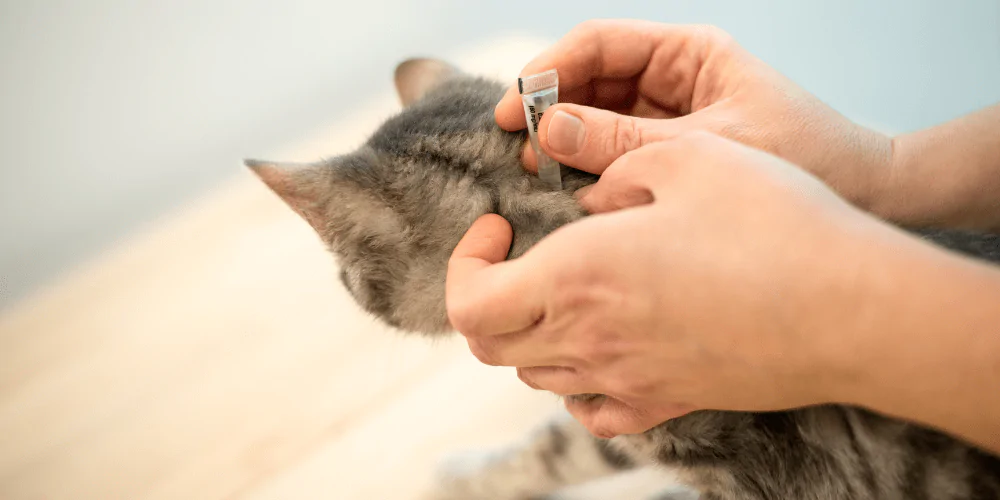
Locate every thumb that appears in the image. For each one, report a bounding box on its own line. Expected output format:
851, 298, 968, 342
446, 214, 546, 337
538, 104, 687, 175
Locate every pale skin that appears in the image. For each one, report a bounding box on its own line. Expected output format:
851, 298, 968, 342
445, 20, 1000, 454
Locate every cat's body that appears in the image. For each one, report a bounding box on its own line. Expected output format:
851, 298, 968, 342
247, 59, 1000, 499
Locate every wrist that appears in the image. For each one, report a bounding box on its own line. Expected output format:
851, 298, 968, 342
798, 215, 900, 408
786, 110, 894, 218
817, 221, 918, 406
776, 210, 901, 410
831, 124, 896, 218
823, 223, 1000, 450
802, 213, 962, 407
865, 104, 1000, 231
863, 132, 917, 226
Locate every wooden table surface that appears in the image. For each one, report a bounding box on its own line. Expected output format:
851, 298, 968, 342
0, 37, 672, 500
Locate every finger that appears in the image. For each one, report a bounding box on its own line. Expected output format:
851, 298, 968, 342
517, 366, 600, 395
495, 20, 666, 131
522, 141, 536, 173
564, 396, 652, 438
576, 132, 723, 214
496, 21, 727, 131
537, 103, 693, 175
565, 396, 692, 439
450, 213, 512, 267
496, 79, 649, 134
465, 328, 573, 368
495, 86, 527, 131
446, 214, 546, 337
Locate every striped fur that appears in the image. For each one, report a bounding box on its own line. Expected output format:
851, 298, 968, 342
249, 61, 1000, 500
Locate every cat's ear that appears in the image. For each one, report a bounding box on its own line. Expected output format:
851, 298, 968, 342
394, 58, 458, 107
245, 159, 329, 232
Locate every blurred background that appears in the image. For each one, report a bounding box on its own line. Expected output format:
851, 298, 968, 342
1, 1, 998, 499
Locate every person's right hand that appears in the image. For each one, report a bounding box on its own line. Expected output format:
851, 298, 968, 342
496, 20, 894, 214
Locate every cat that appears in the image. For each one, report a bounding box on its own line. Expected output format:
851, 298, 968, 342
246, 58, 1000, 499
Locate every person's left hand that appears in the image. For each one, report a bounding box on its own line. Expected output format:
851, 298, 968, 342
446, 131, 896, 438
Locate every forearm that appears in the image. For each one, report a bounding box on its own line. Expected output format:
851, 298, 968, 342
872, 104, 1000, 231
835, 224, 1000, 454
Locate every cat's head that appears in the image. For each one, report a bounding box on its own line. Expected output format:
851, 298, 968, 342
245, 59, 523, 334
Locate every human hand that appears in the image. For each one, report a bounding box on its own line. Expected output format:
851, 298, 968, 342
446, 132, 901, 438
497, 20, 894, 214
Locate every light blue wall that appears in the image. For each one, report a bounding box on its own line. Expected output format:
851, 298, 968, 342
1, 0, 998, 306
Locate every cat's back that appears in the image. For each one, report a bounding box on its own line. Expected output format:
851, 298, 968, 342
806, 405, 1000, 500
642, 405, 1000, 500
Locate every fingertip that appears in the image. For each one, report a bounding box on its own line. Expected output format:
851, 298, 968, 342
564, 395, 605, 430
470, 213, 513, 248
574, 182, 607, 214
447, 214, 515, 335
473, 212, 512, 234
453, 213, 513, 264
573, 184, 594, 204
567, 396, 669, 438
575, 185, 606, 214
521, 142, 537, 173
590, 428, 618, 440
564, 397, 618, 439
495, 86, 527, 131
516, 367, 543, 390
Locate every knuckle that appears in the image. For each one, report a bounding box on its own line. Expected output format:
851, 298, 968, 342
549, 275, 600, 314
574, 338, 610, 365
568, 319, 617, 365
631, 377, 659, 399
695, 24, 734, 47
610, 116, 644, 156
572, 19, 606, 38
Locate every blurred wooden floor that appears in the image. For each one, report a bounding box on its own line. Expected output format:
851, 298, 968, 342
0, 37, 672, 500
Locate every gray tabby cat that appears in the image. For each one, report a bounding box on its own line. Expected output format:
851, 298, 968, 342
246, 59, 1000, 499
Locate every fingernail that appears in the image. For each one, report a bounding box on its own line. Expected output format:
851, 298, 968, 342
546, 110, 585, 155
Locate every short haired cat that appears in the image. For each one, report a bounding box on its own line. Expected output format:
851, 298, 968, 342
246, 58, 1000, 499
